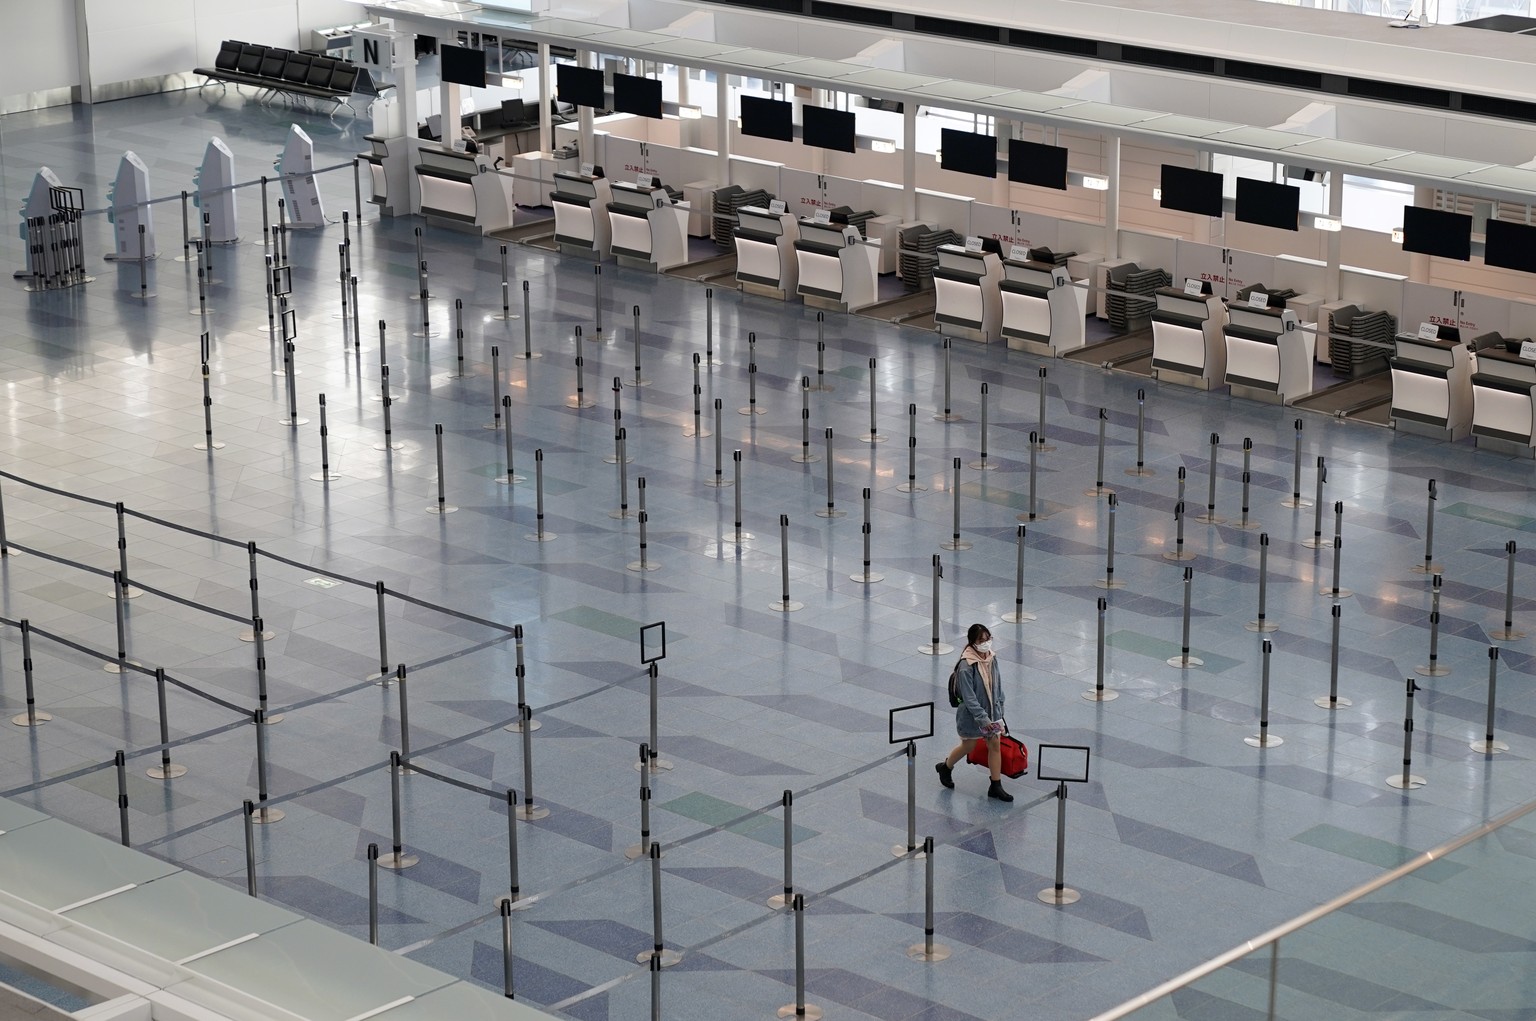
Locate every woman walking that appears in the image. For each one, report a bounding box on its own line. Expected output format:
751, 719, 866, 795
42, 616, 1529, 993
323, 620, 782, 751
935, 623, 1012, 802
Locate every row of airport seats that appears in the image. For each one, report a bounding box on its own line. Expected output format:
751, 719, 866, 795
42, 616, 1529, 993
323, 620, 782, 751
195, 41, 386, 102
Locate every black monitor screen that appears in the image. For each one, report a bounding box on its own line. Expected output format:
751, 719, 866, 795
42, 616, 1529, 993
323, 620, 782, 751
740, 96, 794, 142
1484, 218, 1536, 273
940, 129, 997, 178
613, 73, 662, 119
1007, 139, 1068, 189
439, 44, 485, 88
801, 105, 856, 153
556, 64, 605, 109
1402, 205, 1472, 261
1235, 178, 1300, 231
1160, 165, 1224, 217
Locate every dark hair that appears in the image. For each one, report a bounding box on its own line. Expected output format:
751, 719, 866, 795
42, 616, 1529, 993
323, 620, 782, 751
966, 623, 991, 648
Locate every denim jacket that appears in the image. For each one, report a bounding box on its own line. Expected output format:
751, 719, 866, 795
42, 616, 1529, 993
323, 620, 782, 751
953, 658, 1004, 740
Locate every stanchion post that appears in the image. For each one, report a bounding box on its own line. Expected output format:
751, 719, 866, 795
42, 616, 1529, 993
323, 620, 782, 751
941, 458, 970, 550
1001, 525, 1035, 623
934, 339, 955, 421
426, 424, 457, 514
1386, 679, 1426, 790
636, 843, 681, 966
777, 894, 822, 1020
851, 487, 881, 583
704, 287, 715, 365
488, 346, 502, 429
1245, 640, 1282, 748
626, 743, 656, 860
395, 664, 413, 768
1315, 604, 1352, 709
898, 403, 923, 491
179, 190, 191, 259
309, 394, 341, 482
353, 158, 364, 224
1034, 368, 1054, 450
499, 788, 525, 909
1303, 457, 1331, 548
816, 429, 842, 517
1166, 567, 1204, 668
503, 901, 516, 1000
918, 555, 952, 655
769, 790, 794, 909
1283, 419, 1311, 508
1126, 388, 1153, 476
1246, 534, 1278, 633
630, 305, 648, 387
593, 264, 603, 335
867, 357, 884, 444
1083, 596, 1117, 701
770, 515, 802, 612
505, 624, 539, 732
1096, 493, 1123, 590
11, 620, 51, 727
524, 449, 555, 542
1085, 408, 1111, 496
1196, 433, 1223, 523
792, 377, 815, 462
892, 740, 920, 857
146, 668, 187, 779
1492, 540, 1524, 641
497, 397, 522, 484
243, 800, 258, 896
641, 663, 672, 772
367, 842, 380, 945
522, 281, 534, 358
1036, 783, 1079, 904
906, 836, 950, 961
1321, 501, 1351, 598
370, 583, 390, 683
251, 709, 283, 823
113, 503, 139, 599
116, 750, 130, 846
1474, 647, 1509, 753
1416, 574, 1450, 677
518, 703, 549, 819
1412, 479, 1442, 574
378, 751, 418, 867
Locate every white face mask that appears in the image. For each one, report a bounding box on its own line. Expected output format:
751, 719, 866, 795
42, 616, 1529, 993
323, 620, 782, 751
975, 641, 993, 655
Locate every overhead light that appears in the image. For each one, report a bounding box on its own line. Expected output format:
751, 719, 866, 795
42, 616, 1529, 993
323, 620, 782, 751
1081, 174, 1109, 191
870, 137, 896, 154
1152, 187, 1162, 201
1391, 227, 1405, 243
1313, 214, 1341, 233
678, 104, 702, 120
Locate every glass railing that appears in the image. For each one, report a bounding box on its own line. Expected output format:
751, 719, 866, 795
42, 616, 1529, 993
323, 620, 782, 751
1090, 796, 1536, 1020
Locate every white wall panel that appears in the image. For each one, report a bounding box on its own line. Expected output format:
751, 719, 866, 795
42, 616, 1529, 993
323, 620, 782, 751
84, 0, 196, 85
0, 1, 77, 96
194, 0, 299, 64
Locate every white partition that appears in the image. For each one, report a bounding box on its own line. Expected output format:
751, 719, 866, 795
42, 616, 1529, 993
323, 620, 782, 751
1459, 291, 1511, 339
1120, 230, 1178, 273
1274, 254, 1327, 296
605, 136, 685, 189
914, 189, 972, 235
1400, 283, 1459, 335
1509, 302, 1536, 339
1227, 250, 1275, 295
1339, 267, 1406, 319
779, 168, 824, 219
730, 156, 781, 196
969, 203, 1061, 253
1175, 240, 1226, 291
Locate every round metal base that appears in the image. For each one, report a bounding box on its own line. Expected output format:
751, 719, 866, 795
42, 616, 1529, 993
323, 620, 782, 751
940, 539, 972, 551
1161, 551, 1196, 562
565, 398, 596, 409
907, 942, 951, 962
892, 845, 927, 859
103, 659, 143, 675
932, 412, 961, 422
310, 471, 343, 482
411, 330, 440, 340
504, 718, 541, 733
117, 288, 153, 299
1084, 486, 1115, 498
1231, 517, 1263, 530
1386, 773, 1426, 790
1314, 695, 1353, 710
426, 504, 459, 515
279, 417, 310, 427
777, 1005, 823, 1020
1415, 663, 1451, 677
147, 762, 188, 779
251, 806, 285, 825
1195, 513, 1225, 525
1245, 734, 1283, 748
609, 509, 633, 520
770, 600, 804, 612
194, 440, 226, 451
815, 509, 848, 519
1410, 563, 1444, 575
626, 560, 661, 572
274, 367, 300, 377
1281, 497, 1313, 509
637, 949, 682, 968
918, 642, 955, 656
1301, 537, 1333, 549
1094, 579, 1126, 590
1124, 467, 1156, 477
492, 893, 533, 911
602, 454, 635, 465
868, 434, 888, 444
634, 758, 674, 773
519, 351, 542, 359
625, 842, 663, 860
518, 805, 551, 821
1082, 689, 1119, 702
377, 851, 419, 869
704, 478, 734, 488
1037, 887, 1080, 905
11, 711, 51, 726
1245, 620, 1279, 633
1033, 441, 1056, 452
254, 713, 284, 725
1000, 611, 1037, 623
1166, 655, 1205, 668
969, 459, 994, 470
375, 441, 407, 453
1472, 738, 1510, 754
1319, 586, 1353, 599
850, 571, 885, 584
896, 482, 926, 492
738, 406, 766, 416
1490, 628, 1526, 642
494, 475, 527, 485
626, 377, 652, 389
107, 585, 144, 600
726, 531, 754, 543
791, 452, 820, 464
188, 307, 216, 317
489, 313, 522, 322
484, 421, 503, 431
684, 427, 712, 438
523, 532, 558, 542
768, 893, 792, 909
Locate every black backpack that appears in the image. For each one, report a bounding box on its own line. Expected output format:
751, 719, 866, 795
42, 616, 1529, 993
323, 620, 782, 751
947, 658, 964, 707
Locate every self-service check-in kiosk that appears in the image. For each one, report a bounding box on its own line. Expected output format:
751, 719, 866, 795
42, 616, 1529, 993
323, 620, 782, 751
1223, 290, 1311, 404
1389, 326, 1473, 441
361, 135, 409, 218
933, 239, 1004, 343
1001, 250, 1087, 356
551, 169, 613, 260
795, 215, 878, 313
1471, 335, 1536, 456
608, 177, 689, 272
1151, 280, 1228, 389
735, 204, 798, 299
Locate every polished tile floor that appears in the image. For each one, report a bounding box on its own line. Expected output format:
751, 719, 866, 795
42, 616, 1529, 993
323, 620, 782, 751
2, 89, 1536, 1021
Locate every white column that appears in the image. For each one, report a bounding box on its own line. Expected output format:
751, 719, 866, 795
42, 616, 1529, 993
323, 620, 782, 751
902, 103, 917, 221
577, 49, 594, 160
1325, 170, 1343, 301
442, 82, 461, 149
538, 42, 551, 154
716, 71, 730, 183
1103, 133, 1121, 259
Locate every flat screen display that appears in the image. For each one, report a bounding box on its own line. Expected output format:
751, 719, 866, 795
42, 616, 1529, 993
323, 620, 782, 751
439, 44, 485, 88
1235, 178, 1300, 231
1007, 139, 1068, 190
940, 129, 997, 178
1159, 165, 1224, 217
801, 105, 856, 153
556, 64, 605, 109
739, 96, 794, 142
612, 73, 662, 119
1402, 205, 1472, 261
1484, 218, 1536, 273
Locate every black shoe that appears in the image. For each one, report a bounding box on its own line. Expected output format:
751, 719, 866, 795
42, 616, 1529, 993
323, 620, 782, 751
987, 780, 1013, 802
935, 761, 954, 789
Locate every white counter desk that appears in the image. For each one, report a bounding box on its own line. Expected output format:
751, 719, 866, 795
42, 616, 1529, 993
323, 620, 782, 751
1000, 257, 1087, 356
608, 180, 690, 272
1389, 331, 1474, 441
1151, 285, 1228, 390
1472, 341, 1536, 457
795, 219, 879, 314
933, 244, 1004, 343
1223, 301, 1313, 405
735, 206, 799, 299
551, 171, 613, 260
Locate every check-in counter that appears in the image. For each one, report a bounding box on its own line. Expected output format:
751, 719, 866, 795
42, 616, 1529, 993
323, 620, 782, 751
1151, 287, 1228, 390
1472, 339, 1536, 456
1001, 258, 1087, 356
1389, 332, 1473, 441
933, 244, 1004, 343
1223, 303, 1312, 404
361, 135, 409, 218
551, 171, 613, 260
795, 220, 878, 313
735, 206, 798, 299
608, 181, 690, 272
414, 146, 479, 225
